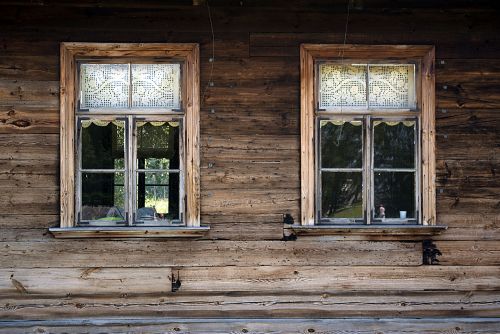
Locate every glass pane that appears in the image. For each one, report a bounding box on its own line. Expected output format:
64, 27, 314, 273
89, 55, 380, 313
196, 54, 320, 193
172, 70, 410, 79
374, 121, 415, 169
137, 121, 180, 170
81, 120, 125, 170
374, 172, 415, 219
132, 64, 181, 109
80, 64, 130, 109
319, 64, 367, 109
136, 171, 180, 223
321, 120, 363, 168
321, 172, 363, 219
81, 172, 126, 222
368, 65, 416, 109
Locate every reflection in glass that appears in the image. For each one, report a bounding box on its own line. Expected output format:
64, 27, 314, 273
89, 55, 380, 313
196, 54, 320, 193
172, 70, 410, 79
374, 121, 415, 169
321, 121, 363, 168
137, 121, 179, 170
136, 172, 179, 223
81, 172, 125, 222
81, 120, 125, 170
374, 172, 415, 219
321, 172, 363, 219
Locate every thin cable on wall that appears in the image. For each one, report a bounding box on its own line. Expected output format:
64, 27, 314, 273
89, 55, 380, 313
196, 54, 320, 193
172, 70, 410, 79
202, 0, 215, 105
338, 0, 352, 138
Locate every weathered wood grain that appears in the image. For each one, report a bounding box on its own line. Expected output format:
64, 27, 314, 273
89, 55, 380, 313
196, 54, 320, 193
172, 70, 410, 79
0, 240, 422, 267
0, 268, 172, 296
1, 317, 500, 334
2, 291, 499, 319
0, 0, 498, 325
0, 266, 498, 296
0, 105, 59, 134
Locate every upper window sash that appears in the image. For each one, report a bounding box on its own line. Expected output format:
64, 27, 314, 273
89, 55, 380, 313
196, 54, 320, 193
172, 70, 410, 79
315, 60, 419, 113
76, 60, 183, 113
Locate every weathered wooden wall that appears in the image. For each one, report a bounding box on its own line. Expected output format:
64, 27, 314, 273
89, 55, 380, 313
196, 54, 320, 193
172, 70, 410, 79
0, 0, 499, 332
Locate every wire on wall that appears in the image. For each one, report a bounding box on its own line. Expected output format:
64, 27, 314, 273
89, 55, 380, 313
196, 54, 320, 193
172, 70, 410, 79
201, 0, 215, 105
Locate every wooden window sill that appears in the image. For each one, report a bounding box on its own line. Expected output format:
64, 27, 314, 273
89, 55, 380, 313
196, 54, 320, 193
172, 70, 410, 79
49, 226, 210, 239
286, 224, 447, 240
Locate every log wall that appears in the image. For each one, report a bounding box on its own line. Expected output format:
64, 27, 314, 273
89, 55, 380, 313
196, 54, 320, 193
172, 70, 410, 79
0, 0, 499, 332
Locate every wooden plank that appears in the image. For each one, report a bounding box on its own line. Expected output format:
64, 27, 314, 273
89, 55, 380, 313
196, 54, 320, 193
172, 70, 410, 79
0, 134, 58, 160
299, 45, 315, 226
1, 317, 500, 334
436, 159, 499, 189
201, 107, 299, 136
0, 241, 422, 267
421, 46, 436, 225
0, 266, 499, 296
0, 55, 58, 81
0, 188, 58, 215
202, 188, 299, 215
250, 32, 500, 59
185, 43, 201, 227
0, 268, 172, 296
0, 80, 59, 107
0, 173, 57, 189
206, 222, 284, 240
436, 133, 499, 161
0, 105, 59, 134
436, 240, 500, 266
172, 266, 500, 293
1, 291, 499, 319
0, 214, 59, 229
0, 31, 248, 58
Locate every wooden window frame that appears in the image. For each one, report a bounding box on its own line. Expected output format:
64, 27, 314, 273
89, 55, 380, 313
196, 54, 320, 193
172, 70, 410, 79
297, 44, 445, 237
51, 43, 207, 238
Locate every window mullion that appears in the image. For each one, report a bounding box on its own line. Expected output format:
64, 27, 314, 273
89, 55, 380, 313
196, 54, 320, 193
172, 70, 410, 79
365, 115, 372, 225
127, 115, 134, 226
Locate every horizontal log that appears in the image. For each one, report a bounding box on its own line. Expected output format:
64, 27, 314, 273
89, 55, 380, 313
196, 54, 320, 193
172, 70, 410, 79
436, 159, 499, 189
0, 55, 58, 81
206, 222, 284, 240
250, 32, 500, 59
1, 6, 496, 37
436, 109, 500, 135
0, 240, 421, 267
0, 105, 59, 134
0, 159, 57, 175
0, 134, 58, 160
0, 80, 59, 107
201, 188, 299, 215
0, 173, 57, 189
0, 267, 172, 296
436, 240, 500, 266
2, 291, 499, 319
0, 188, 58, 214
1, 317, 500, 334
0, 29, 249, 58
0, 266, 498, 298
0, 214, 58, 229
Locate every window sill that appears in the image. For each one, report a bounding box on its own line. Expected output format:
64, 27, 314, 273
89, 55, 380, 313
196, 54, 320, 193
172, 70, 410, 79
49, 226, 210, 239
286, 224, 447, 240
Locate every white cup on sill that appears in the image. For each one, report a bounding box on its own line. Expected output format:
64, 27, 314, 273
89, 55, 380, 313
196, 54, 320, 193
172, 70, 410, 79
399, 211, 407, 219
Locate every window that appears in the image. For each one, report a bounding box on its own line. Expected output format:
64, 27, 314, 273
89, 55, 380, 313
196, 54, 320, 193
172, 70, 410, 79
300, 44, 438, 231
52, 43, 206, 238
